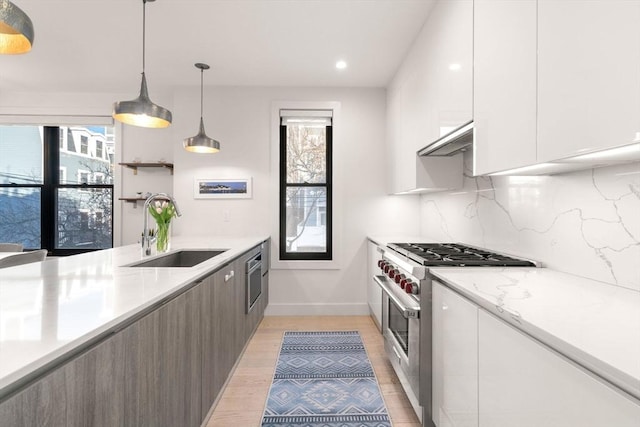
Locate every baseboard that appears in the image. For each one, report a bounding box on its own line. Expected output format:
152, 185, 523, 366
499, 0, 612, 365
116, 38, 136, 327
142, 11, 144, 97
264, 302, 370, 316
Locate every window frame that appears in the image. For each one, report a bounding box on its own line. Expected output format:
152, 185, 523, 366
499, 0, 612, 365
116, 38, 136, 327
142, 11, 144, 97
0, 126, 114, 256
279, 119, 333, 261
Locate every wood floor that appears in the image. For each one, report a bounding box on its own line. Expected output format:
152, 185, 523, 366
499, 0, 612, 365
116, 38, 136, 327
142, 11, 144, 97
205, 315, 422, 427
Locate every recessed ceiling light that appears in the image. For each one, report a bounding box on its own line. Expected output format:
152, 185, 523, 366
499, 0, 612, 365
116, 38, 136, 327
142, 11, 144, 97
336, 60, 347, 70
448, 63, 461, 71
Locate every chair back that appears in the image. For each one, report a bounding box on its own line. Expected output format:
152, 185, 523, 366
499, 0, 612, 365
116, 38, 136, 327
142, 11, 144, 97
0, 250, 48, 269
0, 243, 23, 252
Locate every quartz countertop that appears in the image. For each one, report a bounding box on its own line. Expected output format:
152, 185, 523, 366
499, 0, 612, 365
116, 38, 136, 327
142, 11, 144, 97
0, 236, 268, 399
430, 267, 640, 401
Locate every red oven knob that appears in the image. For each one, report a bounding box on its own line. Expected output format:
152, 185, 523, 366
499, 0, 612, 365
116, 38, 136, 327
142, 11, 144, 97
377, 259, 385, 268
383, 264, 392, 273
408, 282, 419, 295
388, 269, 398, 279
400, 278, 408, 289
404, 280, 414, 294
394, 273, 405, 284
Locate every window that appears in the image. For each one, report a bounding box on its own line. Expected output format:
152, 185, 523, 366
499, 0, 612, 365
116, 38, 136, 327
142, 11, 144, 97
0, 125, 114, 255
80, 135, 88, 155
96, 140, 103, 159
78, 170, 90, 185
279, 110, 332, 260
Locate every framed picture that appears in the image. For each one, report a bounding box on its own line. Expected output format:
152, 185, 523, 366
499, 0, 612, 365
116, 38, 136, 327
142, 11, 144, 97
194, 178, 252, 199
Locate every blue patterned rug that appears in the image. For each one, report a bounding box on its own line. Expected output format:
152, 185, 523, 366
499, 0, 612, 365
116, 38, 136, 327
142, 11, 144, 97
261, 331, 392, 427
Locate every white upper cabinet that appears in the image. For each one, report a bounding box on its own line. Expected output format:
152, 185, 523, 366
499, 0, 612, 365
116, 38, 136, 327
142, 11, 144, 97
387, 0, 472, 194
537, 0, 640, 162
473, 0, 537, 176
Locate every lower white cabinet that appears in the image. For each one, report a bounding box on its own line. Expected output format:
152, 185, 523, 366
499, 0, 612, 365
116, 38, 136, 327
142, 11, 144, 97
367, 240, 383, 331
432, 281, 478, 427
478, 310, 640, 427
431, 281, 640, 427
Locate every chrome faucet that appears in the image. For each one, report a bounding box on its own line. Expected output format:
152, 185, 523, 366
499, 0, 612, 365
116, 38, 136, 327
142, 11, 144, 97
142, 193, 182, 256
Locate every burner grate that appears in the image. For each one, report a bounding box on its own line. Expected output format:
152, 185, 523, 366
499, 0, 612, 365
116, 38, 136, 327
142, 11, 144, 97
388, 242, 535, 267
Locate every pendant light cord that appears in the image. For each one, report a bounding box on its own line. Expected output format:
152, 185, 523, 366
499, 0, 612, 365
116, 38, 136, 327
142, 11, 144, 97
200, 68, 204, 119
142, 0, 147, 73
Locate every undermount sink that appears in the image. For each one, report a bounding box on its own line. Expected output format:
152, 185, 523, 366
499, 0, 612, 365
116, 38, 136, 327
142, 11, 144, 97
126, 250, 227, 268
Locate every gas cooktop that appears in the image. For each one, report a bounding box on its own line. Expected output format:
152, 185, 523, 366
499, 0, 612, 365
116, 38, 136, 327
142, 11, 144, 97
388, 242, 536, 267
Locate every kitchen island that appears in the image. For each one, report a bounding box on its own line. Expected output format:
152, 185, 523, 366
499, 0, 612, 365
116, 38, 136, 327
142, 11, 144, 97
0, 236, 269, 426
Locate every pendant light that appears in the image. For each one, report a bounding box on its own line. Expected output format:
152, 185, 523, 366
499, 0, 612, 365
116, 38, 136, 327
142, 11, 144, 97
183, 63, 221, 153
0, 0, 34, 54
113, 0, 172, 129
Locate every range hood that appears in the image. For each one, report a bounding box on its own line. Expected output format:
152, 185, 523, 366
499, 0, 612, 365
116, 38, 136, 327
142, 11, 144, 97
418, 120, 473, 156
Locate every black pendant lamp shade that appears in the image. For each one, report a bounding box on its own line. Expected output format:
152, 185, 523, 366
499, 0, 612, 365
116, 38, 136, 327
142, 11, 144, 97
113, 0, 172, 128
0, 0, 34, 54
184, 63, 220, 153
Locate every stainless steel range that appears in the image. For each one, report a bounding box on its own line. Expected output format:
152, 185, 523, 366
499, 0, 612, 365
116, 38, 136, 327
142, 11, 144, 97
373, 242, 538, 426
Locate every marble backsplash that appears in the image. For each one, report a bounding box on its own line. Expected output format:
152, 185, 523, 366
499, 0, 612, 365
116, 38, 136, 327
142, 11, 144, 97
419, 155, 640, 291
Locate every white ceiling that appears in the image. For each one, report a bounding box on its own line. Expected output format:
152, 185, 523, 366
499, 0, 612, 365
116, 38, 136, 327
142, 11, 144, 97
0, 0, 435, 94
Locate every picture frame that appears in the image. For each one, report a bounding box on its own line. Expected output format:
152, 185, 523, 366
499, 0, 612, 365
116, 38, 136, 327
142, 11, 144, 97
194, 178, 252, 199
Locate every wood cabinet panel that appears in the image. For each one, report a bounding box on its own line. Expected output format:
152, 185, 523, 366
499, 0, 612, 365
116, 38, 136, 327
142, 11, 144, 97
123, 309, 162, 427
0, 366, 67, 426
0, 333, 125, 427
123, 285, 202, 427
64, 334, 125, 427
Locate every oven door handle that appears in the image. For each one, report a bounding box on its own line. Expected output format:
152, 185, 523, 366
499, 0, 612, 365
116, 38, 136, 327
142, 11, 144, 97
374, 275, 420, 319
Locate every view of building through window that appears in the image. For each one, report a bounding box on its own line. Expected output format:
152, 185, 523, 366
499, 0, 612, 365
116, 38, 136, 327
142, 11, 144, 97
280, 114, 332, 260
0, 125, 115, 253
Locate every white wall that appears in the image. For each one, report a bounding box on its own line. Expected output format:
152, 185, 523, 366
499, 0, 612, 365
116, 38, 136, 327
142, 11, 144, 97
0, 86, 419, 315
168, 86, 419, 315
420, 154, 640, 291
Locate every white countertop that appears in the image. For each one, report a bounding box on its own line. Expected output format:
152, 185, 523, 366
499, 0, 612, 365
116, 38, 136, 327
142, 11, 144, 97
368, 235, 436, 247
430, 267, 640, 401
0, 236, 267, 398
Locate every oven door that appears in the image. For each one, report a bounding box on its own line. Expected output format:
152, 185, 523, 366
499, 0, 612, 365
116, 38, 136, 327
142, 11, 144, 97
246, 252, 262, 313
375, 275, 422, 421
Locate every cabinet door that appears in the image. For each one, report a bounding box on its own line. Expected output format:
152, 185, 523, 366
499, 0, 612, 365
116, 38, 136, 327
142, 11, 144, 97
212, 263, 239, 396
478, 310, 640, 426
64, 334, 126, 427
367, 241, 383, 331
0, 334, 124, 427
421, 0, 473, 145
0, 369, 67, 427
473, 0, 537, 175
432, 281, 478, 427
202, 263, 242, 419
538, 0, 640, 162
124, 285, 202, 427
387, 0, 471, 194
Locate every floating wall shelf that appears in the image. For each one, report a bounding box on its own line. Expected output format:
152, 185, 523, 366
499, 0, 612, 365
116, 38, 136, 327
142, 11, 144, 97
118, 197, 147, 208
118, 162, 174, 175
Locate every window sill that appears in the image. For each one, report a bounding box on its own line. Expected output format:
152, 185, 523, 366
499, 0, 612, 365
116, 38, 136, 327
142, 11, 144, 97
271, 259, 340, 271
